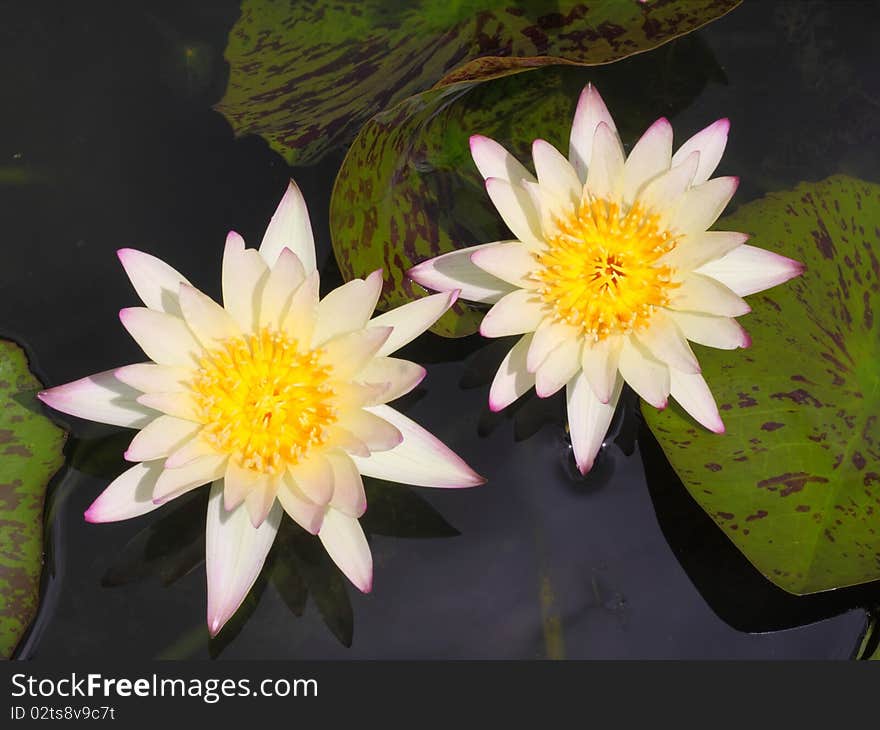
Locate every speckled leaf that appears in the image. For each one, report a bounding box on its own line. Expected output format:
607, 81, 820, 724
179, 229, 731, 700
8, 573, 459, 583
330, 36, 726, 335
216, 0, 739, 166
0, 340, 66, 658
644, 176, 880, 595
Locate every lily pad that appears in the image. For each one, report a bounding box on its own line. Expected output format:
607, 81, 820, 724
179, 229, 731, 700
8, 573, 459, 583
216, 0, 739, 166
644, 175, 880, 595
330, 35, 726, 336
0, 339, 66, 658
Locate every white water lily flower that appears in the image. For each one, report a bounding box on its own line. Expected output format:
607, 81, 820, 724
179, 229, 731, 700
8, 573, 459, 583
39, 181, 483, 635
409, 84, 803, 475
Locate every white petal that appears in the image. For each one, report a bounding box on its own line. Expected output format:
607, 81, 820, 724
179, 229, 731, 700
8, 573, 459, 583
532, 139, 582, 204
38, 370, 156, 428
408, 244, 515, 304
322, 327, 393, 379
244, 478, 277, 529
178, 284, 242, 350
695, 245, 804, 297
318, 507, 372, 593
119, 307, 202, 367
485, 177, 544, 249
153, 454, 226, 505
622, 117, 673, 205
114, 363, 191, 394
489, 333, 535, 412
357, 357, 426, 402
136, 391, 199, 421
259, 180, 316, 272
585, 122, 625, 201
352, 405, 484, 488
165, 434, 220, 469
222, 233, 269, 332
527, 319, 577, 373
259, 247, 306, 329
669, 273, 750, 317
222, 460, 262, 512
534, 337, 582, 398
125, 416, 201, 462
327, 451, 367, 517
637, 150, 699, 215
206, 480, 281, 636
471, 241, 537, 289
369, 290, 458, 356
480, 289, 544, 338
277, 474, 325, 534
83, 461, 164, 523
288, 454, 334, 505
343, 408, 403, 452
618, 337, 670, 409
117, 248, 190, 315
312, 270, 383, 346
281, 271, 319, 344
671, 118, 730, 186
662, 231, 749, 271
670, 369, 725, 433
566, 372, 623, 475
569, 83, 616, 182
469, 134, 535, 184
670, 176, 739, 235
667, 310, 750, 350
581, 336, 622, 403
634, 311, 700, 374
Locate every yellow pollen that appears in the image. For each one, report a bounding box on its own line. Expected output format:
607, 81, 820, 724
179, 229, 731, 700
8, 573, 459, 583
530, 197, 679, 341
190, 328, 337, 475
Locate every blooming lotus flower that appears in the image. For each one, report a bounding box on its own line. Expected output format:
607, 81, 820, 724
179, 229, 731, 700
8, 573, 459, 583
409, 84, 803, 475
40, 181, 483, 635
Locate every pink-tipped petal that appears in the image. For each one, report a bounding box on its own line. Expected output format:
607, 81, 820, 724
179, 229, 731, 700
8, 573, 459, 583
357, 357, 426, 403
370, 289, 459, 356
580, 336, 622, 404
469, 135, 535, 185
531, 139, 582, 204
668, 273, 751, 317
318, 507, 372, 593
671, 118, 730, 186
259, 247, 307, 329
634, 311, 700, 374
125, 416, 201, 462
479, 289, 543, 338
484, 177, 544, 249
667, 311, 750, 350
669, 369, 725, 434
322, 326, 393, 380
622, 117, 673, 204
637, 150, 700, 214
312, 270, 384, 346
259, 180, 317, 272
662, 230, 749, 271
38, 370, 156, 428
178, 283, 242, 350
471, 242, 537, 289
534, 337, 582, 398
288, 454, 334, 506
566, 372, 623, 475
527, 319, 575, 373
84, 462, 164, 523
617, 338, 670, 409
569, 83, 616, 181
119, 307, 202, 367
277, 476, 325, 534
408, 244, 515, 304
696, 245, 805, 297
489, 333, 536, 412
222, 236, 269, 332
152, 454, 226, 505
585, 122, 625, 201
327, 451, 367, 518
206, 480, 281, 636
671, 176, 739, 235
117, 248, 191, 315
352, 405, 484, 488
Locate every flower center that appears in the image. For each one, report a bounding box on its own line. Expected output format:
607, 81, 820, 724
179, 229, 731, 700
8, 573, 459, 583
191, 328, 337, 474
531, 198, 679, 341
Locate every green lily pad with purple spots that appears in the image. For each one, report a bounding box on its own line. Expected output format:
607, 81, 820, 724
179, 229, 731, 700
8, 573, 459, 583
330, 35, 727, 336
0, 339, 66, 658
644, 175, 880, 595
215, 0, 740, 167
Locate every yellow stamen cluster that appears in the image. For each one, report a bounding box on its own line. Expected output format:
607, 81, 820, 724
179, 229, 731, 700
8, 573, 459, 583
531, 198, 679, 341
191, 328, 337, 474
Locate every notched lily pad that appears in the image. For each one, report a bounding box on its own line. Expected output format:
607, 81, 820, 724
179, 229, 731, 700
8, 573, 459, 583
0, 340, 66, 658
330, 35, 727, 336
216, 0, 739, 166
644, 176, 880, 595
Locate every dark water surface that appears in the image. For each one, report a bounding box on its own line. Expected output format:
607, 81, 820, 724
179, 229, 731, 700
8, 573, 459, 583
3, 0, 880, 659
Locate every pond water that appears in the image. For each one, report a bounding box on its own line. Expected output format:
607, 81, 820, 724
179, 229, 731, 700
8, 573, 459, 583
3, 0, 880, 659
